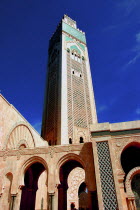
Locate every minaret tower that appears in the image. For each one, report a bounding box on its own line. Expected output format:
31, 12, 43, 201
41, 15, 97, 145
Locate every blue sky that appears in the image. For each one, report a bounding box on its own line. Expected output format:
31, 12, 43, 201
0, 0, 140, 133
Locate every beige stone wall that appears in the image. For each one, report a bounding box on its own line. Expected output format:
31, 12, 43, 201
67, 167, 85, 209
91, 120, 140, 210
0, 94, 48, 150
0, 143, 96, 209
0, 95, 96, 208
2, 93, 140, 209
65, 38, 96, 144
35, 171, 47, 210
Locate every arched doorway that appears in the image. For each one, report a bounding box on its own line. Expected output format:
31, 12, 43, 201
121, 143, 140, 209
35, 170, 47, 209
20, 162, 47, 210
131, 173, 140, 209
67, 167, 86, 209
58, 158, 98, 210
121, 143, 140, 175
58, 159, 84, 210
78, 182, 88, 210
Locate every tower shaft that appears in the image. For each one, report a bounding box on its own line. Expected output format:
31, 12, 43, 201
41, 15, 97, 145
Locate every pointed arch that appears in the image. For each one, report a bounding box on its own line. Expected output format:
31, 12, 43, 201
67, 167, 85, 209
125, 167, 140, 197
19, 156, 48, 187
65, 37, 85, 52
70, 45, 81, 54
120, 141, 140, 174
55, 153, 86, 185
19, 157, 48, 210
121, 141, 140, 154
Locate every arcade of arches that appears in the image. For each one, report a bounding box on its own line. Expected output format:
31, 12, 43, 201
1, 94, 140, 209
2, 136, 140, 210
0, 145, 98, 210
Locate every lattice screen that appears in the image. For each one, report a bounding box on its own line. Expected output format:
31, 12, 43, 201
96, 141, 118, 210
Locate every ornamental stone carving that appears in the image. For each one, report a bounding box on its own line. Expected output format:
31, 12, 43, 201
67, 167, 85, 209
112, 135, 140, 175
125, 167, 140, 197
6, 124, 35, 150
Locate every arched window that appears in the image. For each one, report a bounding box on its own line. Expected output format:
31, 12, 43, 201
78, 55, 81, 63
71, 50, 81, 63
70, 202, 75, 209
80, 137, 84, 143
71, 52, 74, 59
69, 138, 72, 144
19, 144, 26, 149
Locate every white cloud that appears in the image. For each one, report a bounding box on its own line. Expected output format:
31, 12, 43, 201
127, 53, 140, 65
32, 121, 42, 134
136, 108, 140, 115
133, 32, 140, 53
97, 105, 108, 113
109, 97, 118, 106
123, 31, 140, 69
117, 0, 138, 16
136, 32, 140, 43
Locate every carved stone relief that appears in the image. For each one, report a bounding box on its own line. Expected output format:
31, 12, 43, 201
112, 135, 140, 175
67, 167, 85, 210
6, 124, 35, 150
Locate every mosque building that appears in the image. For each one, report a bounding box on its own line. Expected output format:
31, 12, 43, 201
0, 15, 140, 210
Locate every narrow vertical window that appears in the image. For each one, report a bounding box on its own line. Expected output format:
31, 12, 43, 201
69, 138, 72, 144
80, 137, 84, 143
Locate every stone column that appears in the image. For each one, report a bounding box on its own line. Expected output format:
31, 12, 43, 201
58, 184, 64, 210
48, 193, 55, 210
10, 194, 17, 210
88, 190, 98, 210
53, 185, 58, 210
127, 197, 136, 210
58, 183, 68, 210
118, 174, 128, 209
13, 186, 23, 210
19, 185, 37, 210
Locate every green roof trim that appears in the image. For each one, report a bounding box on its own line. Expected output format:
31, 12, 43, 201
65, 36, 73, 41
70, 45, 81, 54
65, 36, 85, 51
91, 129, 140, 137
62, 22, 86, 43
78, 43, 85, 51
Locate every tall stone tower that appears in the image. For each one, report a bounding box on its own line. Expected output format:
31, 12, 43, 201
41, 15, 97, 145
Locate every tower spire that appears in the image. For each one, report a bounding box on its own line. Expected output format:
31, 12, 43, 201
41, 16, 97, 145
